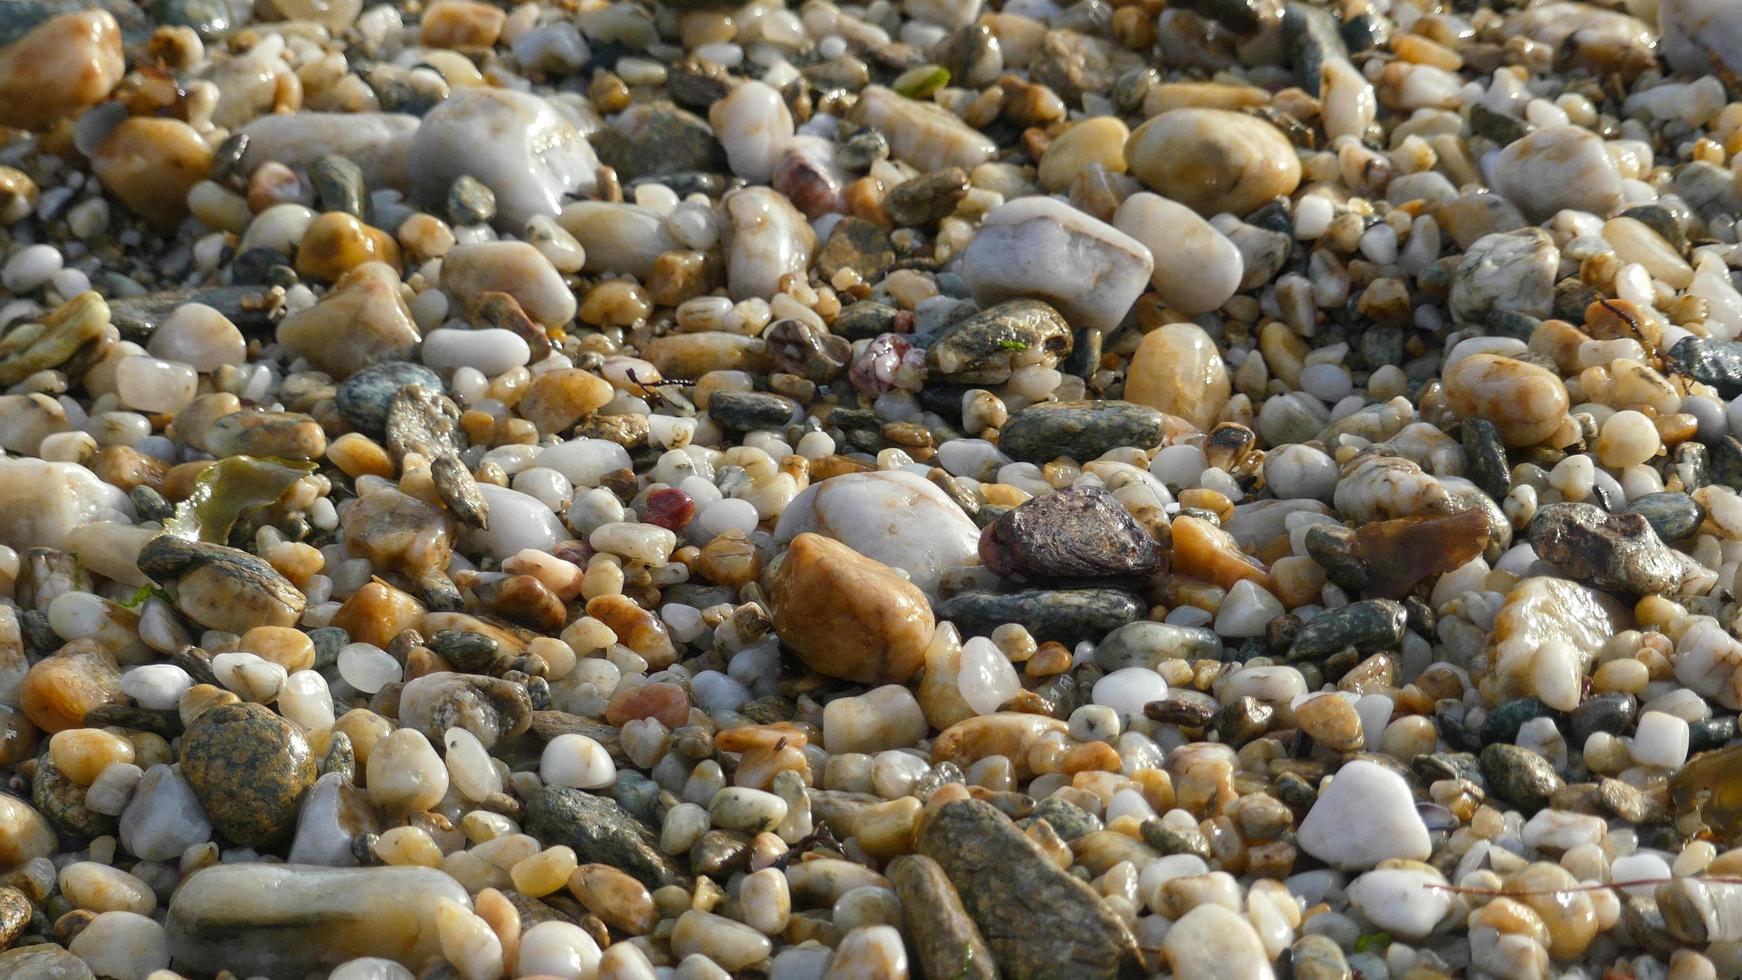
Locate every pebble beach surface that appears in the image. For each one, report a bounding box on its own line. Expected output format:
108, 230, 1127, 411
5, 0, 1742, 977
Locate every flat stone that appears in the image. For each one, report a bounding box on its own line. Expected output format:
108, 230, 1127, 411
1287, 599, 1406, 660
917, 799, 1143, 980
934, 588, 1145, 644
927, 300, 1072, 385
336, 361, 444, 436
979, 486, 1161, 580
1530, 502, 1685, 595
1666, 336, 1742, 398
523, 785, 690, 890
998, 400, 1166, 464
889, 855, 998, 980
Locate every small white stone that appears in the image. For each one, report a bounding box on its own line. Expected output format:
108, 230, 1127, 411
516, 921, 603, 978
1214, 580, 1285, 638
465, 484, 567, 561
1092, 666, 1168, 718
1296, 760, 1431, 869
148, 303, 247, 372
338, 642, 401, 694
1632, 710, 1690, 769
2, 244, 63, 292
1346, 867, 1452, 940
116, 356, 198, 414
960, 196, 1153, 333
68, 910, 169, 979
540, 733, 616, 789
709, 80, 794, 183
1162, 904, 1275, 980
421, 327, 532, 376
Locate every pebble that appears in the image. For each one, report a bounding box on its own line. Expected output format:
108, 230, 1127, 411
179, 702, 316, 846
1491, 127, 1626, 222
276, 263, 422, 379
1124, 322, 1231, 431
0, 11, 124, 131
407, 88, 599, 229
1346, 867, 1452, 939
981, 486, 1160, 580
89, 117, 212, 230
774, 470, 980, 596
960, 196, 1152, 333
708, 80, 793, 183
1443, 353, 1571, 448
1113, 192, 1244, 316
1296, 760, 1431, 868
1125, 109, 1302, 216
847, 85, 996, 172
1449, 228, 1559, 325
997, 400, 1166, 464
441, 241, 577, 328
772, 532, 935, 683
1530, 502, 1687, 595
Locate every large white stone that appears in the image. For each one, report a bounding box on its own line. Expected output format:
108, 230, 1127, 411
1113, 192, 1243, 316
409, 89, 598, 230
0, 458, 134, 551
1162, 904, 1275, 980
959, 196, 1153, 332
1659, 0, 1742, 75
463, 484, 567, 560
239, 112, 418, 190
773, 469, 979, 596
1296, 760, 1431, 869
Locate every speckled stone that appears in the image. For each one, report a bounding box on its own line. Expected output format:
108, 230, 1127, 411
179, 702, 316, 846
524, 785, 690, 889
998, 400, 1166, 464
1286, 599, 1406, 660
0, 944, 95, 979
34, 758, 118, 839
934, 588, 1145, 644
1627, 492, 1703, 542
1479, 743, 1562, 814
0, 885, 30, 948
336, 361, 445, 436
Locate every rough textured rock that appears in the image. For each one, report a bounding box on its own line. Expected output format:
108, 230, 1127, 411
917, 799, 1145, 979
523, 785, 690, 889
1531, 502, 1685, 595
979, 486, 1161, 580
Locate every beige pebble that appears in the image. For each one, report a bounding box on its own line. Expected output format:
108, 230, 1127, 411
1442, 353, 1571, 447
1125, 109, 1301, 217
0, 11, 124, 131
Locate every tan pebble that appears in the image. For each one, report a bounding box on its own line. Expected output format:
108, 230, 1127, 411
90, 118, 212, 230
20, 641, 123, 734
1293, 694, 1363, 752
0, 11, 125, 131
48, 728, 135, 786
517, 369, 614, 434
330, 581, 428, 649
420, 0, 505, 47
569, 863, 657, 935
770, 533, 935, 684
276, 262, 421, 379
1124, 109, 1301, 217
296, 212, 401, 283
1124, 323, 1230, 431
327, 432, 396, 479
239, 626, 316, 672
1442, 353, 1570, 447
1038, 116, 1129, 193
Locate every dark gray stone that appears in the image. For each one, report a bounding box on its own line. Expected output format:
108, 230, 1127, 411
336, 361, 444, 436
890, 855, 998, 980
707, 391, 799, 432
999, 400, 1166, 464
980, 486, 1159, 580
1667, 336, 1742, 398
927, 300, 1073, 385
524, 786, 690, 889
1479, 743, 1563, 814
1628, 492, 1703, 542
1286, 599, 1406, 661
1461, 417, 1510, 501
935, 588, 1145, 644
1531, 501, 1685, 595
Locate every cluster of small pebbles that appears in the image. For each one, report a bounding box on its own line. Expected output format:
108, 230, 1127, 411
7, 0, 1742, 976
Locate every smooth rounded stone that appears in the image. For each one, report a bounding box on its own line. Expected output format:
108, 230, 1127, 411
66, 910, 168, 978
166, 864, 470, 975
980, 486, 1160, 580
1113, 193, 1243, 316
773, 469, 979, 596
826, 925, 909, 980
288, 771, 378, 866
178, 701, 315, 846
1449, 228, 1559, 325
0, 943, 95, 979
919, 799, 1142, 978
421, 327, 531, 376
1479, 743, 1563, 814
1666, 336, 1742, 398
408, 88, 599, 230
1634, 710, 1691, 769
336, 361, 444, 436
524, 786, 689, 889
3, 243, 62, 293
1346, 867, 1452, 939
1092, 666, 1167, 718
846, 85, 996, 173
1629, 491, 1702, 542
135, 536, 305, 634
1039, 116, 1129, 193
238, 113, 417, 192
118, 764, 211, 862
441, 241, 577, 328
926, 300, 1072, 385
146, 303, 246, 372
0, 11, 124, 131
1530, 502, 1686, 595
89, 116, 211, 230
723, 187, 816, 301
364, 728, 448, 816
1094, 621, 1222, 671
708, 80, 793, 182
592, 101, 725, 181
276, 263, 422, 379
536, 437, 633, 487
517, 921, 603, 978
671, 910, 773, 971
824, 685, 929, 754
772, 533, 935, 684
1263, 444, 1339, 501
959, 196, 1152, 333
116, 355, 197, 413
1659, 879, 1742, 944
998, 400, 1166, 464
465, 484, 566, 560
0, 458, 130, 551
1163, 903, 1275, 980
1297, 760, 1431, 869
1443, 353, 1570, 448
1483, 576, 1630, 705
556, 202, 677, 280
1123, 322, 1230, 432
541, 732, 616, 789
0, 392, 70, 455
1659, 0, 1742, 74
1491, 127, 1625, 223
933, 588, 1144, 645
1289, 935, 1352, 980
1125, 109, 1301, 217
397, 671, 532, 747
1286, 598, 1406, 660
